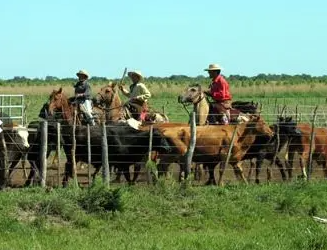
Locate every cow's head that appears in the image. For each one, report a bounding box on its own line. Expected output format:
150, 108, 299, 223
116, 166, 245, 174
13, 126, 30, 149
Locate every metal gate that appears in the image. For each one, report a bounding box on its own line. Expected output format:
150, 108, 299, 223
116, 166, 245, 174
0, 94, 25, 126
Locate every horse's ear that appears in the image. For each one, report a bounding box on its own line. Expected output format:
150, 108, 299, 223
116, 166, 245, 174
58, 87, 63, 93
111, 82, 117, 89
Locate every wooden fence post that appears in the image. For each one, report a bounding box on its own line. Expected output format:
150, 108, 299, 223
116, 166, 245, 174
56, 123, 61, 187
40, 120, 48, 187
0, 130, 8, 188
185, 112, 196, 180
71, 110, 78, 188
87, 124, 92, 187
146, 125, 154, 184
223, 125, 238, 175
101, 122, 109, 187
308, 106, 318, 180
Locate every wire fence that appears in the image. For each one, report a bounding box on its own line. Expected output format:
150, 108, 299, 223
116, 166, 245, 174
2, 101, 327, 188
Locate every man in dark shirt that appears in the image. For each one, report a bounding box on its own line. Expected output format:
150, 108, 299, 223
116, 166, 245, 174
74, 70, 95, 125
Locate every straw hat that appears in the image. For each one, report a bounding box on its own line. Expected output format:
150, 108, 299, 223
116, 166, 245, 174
128, 70, 143, 80
204, 64, 223, 71
76, 69, 89, 78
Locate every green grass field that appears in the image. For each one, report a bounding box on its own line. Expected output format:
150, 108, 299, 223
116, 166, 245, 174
1, 82, 327, 250
1, 82, 327, 125
0, 180, 327, 250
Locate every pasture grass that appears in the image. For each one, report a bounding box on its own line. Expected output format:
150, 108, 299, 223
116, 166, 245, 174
2, 82, 327, 124
0, 180, 327, 250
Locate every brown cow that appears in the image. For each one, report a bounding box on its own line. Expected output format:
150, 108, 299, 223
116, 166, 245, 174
150, 116, 274, 186
285, 123, 327, 180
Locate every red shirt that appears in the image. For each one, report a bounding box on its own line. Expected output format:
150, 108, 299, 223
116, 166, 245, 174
209, 75, 232, 101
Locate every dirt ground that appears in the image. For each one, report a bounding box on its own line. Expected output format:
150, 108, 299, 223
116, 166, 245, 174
8, 154, 326, 188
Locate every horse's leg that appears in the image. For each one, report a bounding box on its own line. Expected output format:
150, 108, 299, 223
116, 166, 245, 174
132, 163, 141, 184
300, 152, 309, 180
285, 149, 295, 180
217, 162, 226, 186
193, 163, 203, 181
232, 161, 248, 184
113, 166, 123, 183
275, 156, 287, 181
24, 159, 39, 187
62, 162, 73, 187
247, 159, 255, 182
122, 164, 132, 184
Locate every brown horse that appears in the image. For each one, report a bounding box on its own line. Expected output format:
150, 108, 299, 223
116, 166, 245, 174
95, 82, 169, 124
282, 118, 327, 180
178, 84, 258, 125
47, 87, 106, 125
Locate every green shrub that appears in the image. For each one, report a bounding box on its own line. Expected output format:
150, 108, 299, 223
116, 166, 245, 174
78, 178, 124, 213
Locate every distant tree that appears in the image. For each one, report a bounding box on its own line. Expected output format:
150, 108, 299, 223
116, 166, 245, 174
45, 76, 59, 81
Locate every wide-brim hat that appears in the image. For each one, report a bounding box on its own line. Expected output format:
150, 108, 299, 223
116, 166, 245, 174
76, 69, 89, 78
128, 70, 143, 80
204, 64, 223, 71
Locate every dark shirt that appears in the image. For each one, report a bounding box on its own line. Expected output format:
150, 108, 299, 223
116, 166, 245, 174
74, 80, 92, 101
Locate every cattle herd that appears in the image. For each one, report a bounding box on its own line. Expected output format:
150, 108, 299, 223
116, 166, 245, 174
0, 100, 327, 189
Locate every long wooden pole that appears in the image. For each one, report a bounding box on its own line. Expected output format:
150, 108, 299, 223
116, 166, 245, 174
72, 109, 78, 188
0, 128, 8, 188
146, 125, 154, 184
56, 123, 61, 187
87, 124, 92, 187
40, 120, 48, 187
101, 122, 109, 187
308, 106, 318, 180
185, 112, 196, 180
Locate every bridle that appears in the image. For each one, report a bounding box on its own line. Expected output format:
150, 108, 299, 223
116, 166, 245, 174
181, 90, 206, 116
96, 90, 126, 114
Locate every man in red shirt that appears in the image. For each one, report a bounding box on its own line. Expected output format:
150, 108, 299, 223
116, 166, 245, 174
204, 64, 232, 124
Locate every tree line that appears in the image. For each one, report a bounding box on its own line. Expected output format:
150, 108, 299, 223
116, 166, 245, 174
1, 73, 327, 86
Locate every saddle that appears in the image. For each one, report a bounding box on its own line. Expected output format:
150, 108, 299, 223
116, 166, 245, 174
208, 101, 257, 125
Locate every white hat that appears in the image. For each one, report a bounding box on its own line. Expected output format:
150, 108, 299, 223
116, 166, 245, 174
76, 69, 89, 78
128, 70, 143, 79
204, 64, 223, 71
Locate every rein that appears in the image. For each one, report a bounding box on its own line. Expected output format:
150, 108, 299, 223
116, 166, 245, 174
181, 92, 206, 116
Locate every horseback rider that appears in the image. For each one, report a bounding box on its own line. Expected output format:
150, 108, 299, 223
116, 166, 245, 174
74, 70, 95, 126
203, 64, 232, 125
119, 70, 151, 121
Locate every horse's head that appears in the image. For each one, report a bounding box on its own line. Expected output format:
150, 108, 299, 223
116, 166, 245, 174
95, 82, 118, 106
45, 87, 71, 122
248, 115, 274, 138
277, 116, 300, 137
178, 84, 202, 104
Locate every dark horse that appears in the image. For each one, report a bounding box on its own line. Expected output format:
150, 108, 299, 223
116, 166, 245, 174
178, 84, 258, 125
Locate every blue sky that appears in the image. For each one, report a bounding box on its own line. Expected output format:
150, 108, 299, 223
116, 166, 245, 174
1, 0, 326, 79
